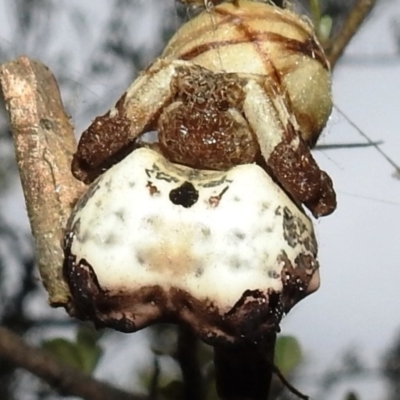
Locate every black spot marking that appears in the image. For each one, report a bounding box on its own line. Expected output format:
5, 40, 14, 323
267, 270, 279, 279
261, 202, 270, 211
81, 230, 91, 243
234, 231, 246, 240
201, 227, 211, 237
105, 234, 116, 245
169, 181, 199, 208
201, 176, 231, 188
282, 207, 300, 248
229, 257, 241, 269
71, 219, 81, 236
156, 171, 179, 183
136, 254, 145, 265
105, 179, 112, 190
114, 210, 125, 221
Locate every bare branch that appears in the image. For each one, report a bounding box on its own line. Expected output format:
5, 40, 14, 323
326, 0, 377, 68
0, 57, 86, 309
0, 326, 145, 400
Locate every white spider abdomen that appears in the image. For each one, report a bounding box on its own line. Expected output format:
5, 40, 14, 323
64, 148, 319, 343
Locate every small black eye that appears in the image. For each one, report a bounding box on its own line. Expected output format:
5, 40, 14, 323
169, 181, 199, 208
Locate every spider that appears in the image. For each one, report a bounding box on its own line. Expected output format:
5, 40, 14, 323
63, 0, 332, 345
71, 0, 336, 218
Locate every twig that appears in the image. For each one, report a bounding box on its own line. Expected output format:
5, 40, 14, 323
326, 0, 377, 68
0, 326, 146, 400
176, 326, 204, 400
270, 363, 308, 400
0, 57, 86, 309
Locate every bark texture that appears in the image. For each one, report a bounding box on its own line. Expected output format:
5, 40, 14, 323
0, 57, 86, 309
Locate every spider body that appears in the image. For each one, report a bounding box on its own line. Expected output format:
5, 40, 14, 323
64, 0, 335, 344
72, 0, 335, 217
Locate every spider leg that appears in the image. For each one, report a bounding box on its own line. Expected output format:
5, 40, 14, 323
72, 59, 194, 184
243, 79, 336, 217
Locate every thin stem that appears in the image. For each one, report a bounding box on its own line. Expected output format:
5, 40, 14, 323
214, 337, 276, 400
176, 326, 204, 400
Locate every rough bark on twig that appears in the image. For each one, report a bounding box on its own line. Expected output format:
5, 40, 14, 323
325, 0, 377, 68
0, 57, 86, 310
0, 326, 145, 400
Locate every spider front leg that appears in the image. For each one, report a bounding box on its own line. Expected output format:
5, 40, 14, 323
243, 80, 336, 218
72, 59, 195, 184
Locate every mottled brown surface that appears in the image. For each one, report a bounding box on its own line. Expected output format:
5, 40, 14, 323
279, 251, 318, 313
72, 115, 135, 184
158, 66, 258, 170
268, 127, 336, 217
164, 0, 333, 146
0, 57, 86, 308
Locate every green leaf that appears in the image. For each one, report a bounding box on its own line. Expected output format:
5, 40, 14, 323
75, 340, 103, 374
75, 326, 103, 374
309, 0, 322, 27
42, 338, 84, 371
76, 325, 102, 347
42, 326, 103, 375
274, 335, 303, 376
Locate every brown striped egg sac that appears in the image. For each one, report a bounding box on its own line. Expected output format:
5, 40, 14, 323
64, 148, 320, 344
64, 0, 334, 342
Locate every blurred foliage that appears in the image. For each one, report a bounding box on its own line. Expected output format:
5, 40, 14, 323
138, 326, 304, 400
383, 331, 400, 400
274, 335, 303, 377
0, 215, 37, 399
42, 326, 103, 375
318, 348, 365, 395
309, 0, 333, 41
